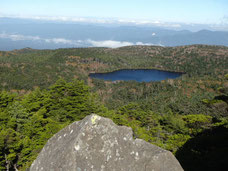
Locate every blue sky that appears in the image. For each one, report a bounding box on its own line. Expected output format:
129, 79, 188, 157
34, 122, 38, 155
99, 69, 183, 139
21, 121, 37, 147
0, 0, 228, 25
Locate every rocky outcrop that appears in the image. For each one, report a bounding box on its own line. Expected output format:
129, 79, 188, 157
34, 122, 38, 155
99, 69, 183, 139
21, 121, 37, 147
29, 114, 183, 171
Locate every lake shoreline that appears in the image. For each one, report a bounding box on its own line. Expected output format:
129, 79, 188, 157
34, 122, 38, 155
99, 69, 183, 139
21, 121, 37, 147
89, 68, 186, 75
89, 69, 184, 82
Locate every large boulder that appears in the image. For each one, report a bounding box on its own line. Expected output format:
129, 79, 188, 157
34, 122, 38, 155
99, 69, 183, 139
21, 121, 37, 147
29, 114, 183, 171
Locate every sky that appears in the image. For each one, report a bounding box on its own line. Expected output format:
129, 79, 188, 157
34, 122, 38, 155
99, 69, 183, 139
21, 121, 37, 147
0, 0, 228, 26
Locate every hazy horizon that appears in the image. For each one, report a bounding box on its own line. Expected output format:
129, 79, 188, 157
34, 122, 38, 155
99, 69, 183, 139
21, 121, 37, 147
1, 0, 228, 31
0, 0, 228, 50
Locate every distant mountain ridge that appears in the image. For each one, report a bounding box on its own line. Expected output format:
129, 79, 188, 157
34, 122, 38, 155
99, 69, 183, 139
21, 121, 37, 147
0, 17, 228, 50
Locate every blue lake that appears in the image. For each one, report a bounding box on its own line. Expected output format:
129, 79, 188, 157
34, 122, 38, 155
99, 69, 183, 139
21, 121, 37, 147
89, 69, 183, 82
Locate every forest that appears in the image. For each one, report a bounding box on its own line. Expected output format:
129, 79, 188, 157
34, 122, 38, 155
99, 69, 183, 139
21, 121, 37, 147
0, 45, 227, 170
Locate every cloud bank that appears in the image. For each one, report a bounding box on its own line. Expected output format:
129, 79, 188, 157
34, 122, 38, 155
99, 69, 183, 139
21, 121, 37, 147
1, 14, 228, 31
87, 39, 134, 48
0, 32, 80, 45
0, 32, 159, 48
0, 32, 40, 41
87, 40, 159, 48
0, 15, 182, 28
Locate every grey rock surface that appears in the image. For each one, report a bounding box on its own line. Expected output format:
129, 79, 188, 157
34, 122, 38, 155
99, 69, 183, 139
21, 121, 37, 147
29, 114, 184, 171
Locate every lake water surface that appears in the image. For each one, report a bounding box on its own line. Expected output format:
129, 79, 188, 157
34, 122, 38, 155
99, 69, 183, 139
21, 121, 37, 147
89, 69, 182, 82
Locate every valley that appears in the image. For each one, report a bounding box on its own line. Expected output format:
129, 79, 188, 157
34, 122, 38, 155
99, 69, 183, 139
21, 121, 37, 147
0, 45, 227, 170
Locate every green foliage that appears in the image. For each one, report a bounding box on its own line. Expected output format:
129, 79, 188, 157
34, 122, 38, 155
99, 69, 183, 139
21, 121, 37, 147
160, 112, 188, 134
45, 78, 96, 121
118, 103, 147, 121
0, 46, 227, 170
0, 91, 15, 108
0, 128, 21, 170
0, 45, 227, 90
183, 114, 212, 134
225, 74, 228, 79
0, 79, 105, 170
8, 102, 29, 132
165, 134, 191, 153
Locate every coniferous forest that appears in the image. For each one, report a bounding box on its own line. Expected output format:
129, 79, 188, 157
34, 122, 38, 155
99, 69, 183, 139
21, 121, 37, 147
0, 45, 228, 170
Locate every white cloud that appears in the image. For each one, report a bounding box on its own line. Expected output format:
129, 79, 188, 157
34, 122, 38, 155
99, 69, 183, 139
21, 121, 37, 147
222, 15, 228, 24
0, 32, 163, 48
87, 40, 161, 48
45, 38, 74, 44
0, 15, 184, 28
0, 32, 80, 45
135, 42, 151, 46
209, 16, 228, 31
87, 39, 134, 48
0, 32, 41, 41
136, 41, 164, 47
2, 14, 228, 31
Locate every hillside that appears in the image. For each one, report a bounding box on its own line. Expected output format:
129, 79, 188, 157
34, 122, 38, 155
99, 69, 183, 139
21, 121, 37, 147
0, 45, 227, 90
0, 45, 227, 115
0, 45, 228, 170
